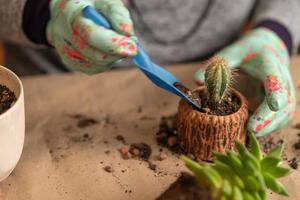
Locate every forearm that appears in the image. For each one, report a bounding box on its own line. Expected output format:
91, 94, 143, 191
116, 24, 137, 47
252, 0, 300, 55
0, 0, 49, 46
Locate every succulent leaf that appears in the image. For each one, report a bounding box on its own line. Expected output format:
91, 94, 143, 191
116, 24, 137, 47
261, 157, 281, 171
253, 172, 267, 191
180, 156, 209, 184
232, 186, 243, 200
221, 180, 232, 196
220, 196, 228, 200
236, 141, 261, 170
267, 166, 291, 178
253, 192, 262, 200
266, 145, 283, 159
263, 173, 289, 196
181, 134, 291, 200
214, 152, 231, 165
243, 191, 255, 200
249, 133, 263, 160
259, 190, 267, 200
226, 151, 244, 175
243, 176, 260, 192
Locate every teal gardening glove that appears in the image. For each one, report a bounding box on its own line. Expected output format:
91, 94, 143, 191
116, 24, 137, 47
195, 28, 296, 137
47, 0, 137, 74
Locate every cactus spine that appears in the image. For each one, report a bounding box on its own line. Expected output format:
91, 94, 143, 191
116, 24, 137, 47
205, 57, 232, 106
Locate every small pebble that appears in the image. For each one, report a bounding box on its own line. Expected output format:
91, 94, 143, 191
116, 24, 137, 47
131, 148, 140, 157
157, 152, 167, 161
203, 108, 210, 113
119, 146, 132, 159
167, 136, 179, 147
103, 166, 113, 173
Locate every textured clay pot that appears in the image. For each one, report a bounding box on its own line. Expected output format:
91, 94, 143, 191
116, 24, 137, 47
178, 86, 248, 161
0, 65, 25, 181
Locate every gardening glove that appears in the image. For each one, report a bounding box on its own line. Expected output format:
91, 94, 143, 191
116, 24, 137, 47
194, 28, 296, 137
47, 0, 137, 74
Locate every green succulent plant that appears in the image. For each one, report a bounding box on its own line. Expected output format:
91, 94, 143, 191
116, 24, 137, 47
205, 57, 232, 106
181, 133, 291, 200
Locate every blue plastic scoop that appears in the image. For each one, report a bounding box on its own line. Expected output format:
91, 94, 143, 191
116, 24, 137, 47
83, 6, 202, 110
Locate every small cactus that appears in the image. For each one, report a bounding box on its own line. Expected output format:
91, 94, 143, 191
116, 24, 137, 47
181, 133, 291, 200
205, 57, 232, 106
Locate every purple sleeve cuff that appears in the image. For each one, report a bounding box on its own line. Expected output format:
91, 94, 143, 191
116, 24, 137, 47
255, 20, 293, 55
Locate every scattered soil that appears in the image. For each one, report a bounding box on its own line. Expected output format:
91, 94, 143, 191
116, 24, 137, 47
290, 133, 300, 169
115, 135, 126, 144
156, 172, 212, 200
77, 118, 98, 128
175, 84, 240, 116
294, 139, 300, 150
129, 143, 152, 160
118, 142, 155, 172
258, 135, 284, 154
156, 114, 183, 154
174, 83, 201, 107
148, 162, 157, 171
103, 166, 114, 173
69, 114, 98, 128
295, 123, 300, 129
0, 84, 16, 114
71, 133, 93, 143
288, 158, 299, 169
167, 136, 179, 147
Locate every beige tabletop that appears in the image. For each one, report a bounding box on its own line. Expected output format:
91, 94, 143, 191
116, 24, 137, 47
0, 57, 300, 200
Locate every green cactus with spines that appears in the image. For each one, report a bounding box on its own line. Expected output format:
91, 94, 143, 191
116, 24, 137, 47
181, 133, 291, 200
205, 57, 232, 106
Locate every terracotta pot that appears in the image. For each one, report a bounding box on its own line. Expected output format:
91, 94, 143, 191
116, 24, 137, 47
177, 86, 248, 161
0, 65, 25, 181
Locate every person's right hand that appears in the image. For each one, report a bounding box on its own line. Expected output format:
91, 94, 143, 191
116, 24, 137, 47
47, 0, 137, 74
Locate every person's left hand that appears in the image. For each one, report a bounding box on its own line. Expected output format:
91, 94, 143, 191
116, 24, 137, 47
194, 28, 296, 137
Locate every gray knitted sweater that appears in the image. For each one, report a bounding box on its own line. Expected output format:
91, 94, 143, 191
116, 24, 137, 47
0, 0, 300, 64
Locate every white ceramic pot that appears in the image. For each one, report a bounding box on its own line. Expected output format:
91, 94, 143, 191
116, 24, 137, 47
0, 65, 25, 181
